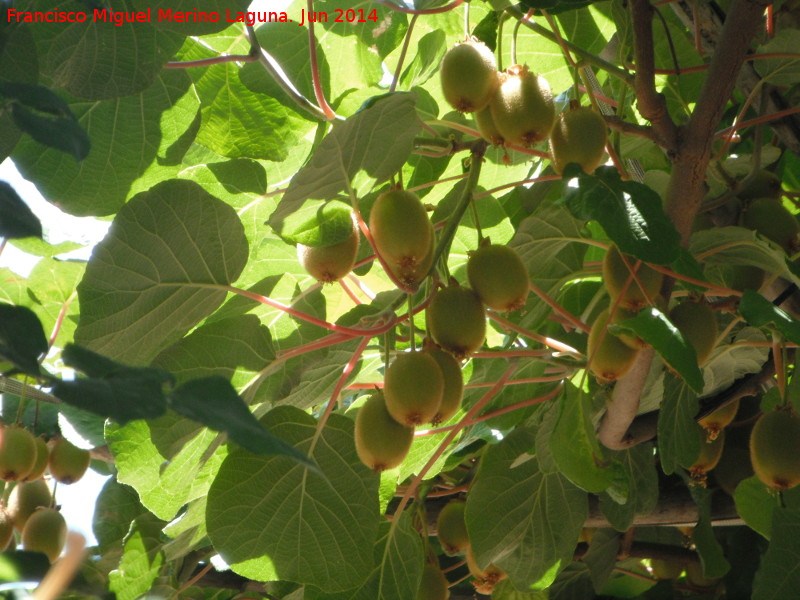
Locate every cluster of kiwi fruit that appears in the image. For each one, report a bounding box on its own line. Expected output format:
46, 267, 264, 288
0, 426, 91, 561
439, 38, 608, 174
588, 245, 719, 385
433, 499, 506, 596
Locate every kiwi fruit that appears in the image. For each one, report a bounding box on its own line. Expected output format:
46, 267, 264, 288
722, 264, 765, 293
384, 352, 444, 426
8, 479, 53, 531
466, 547, 507, 594
427, 285, 486, 359
548, 106, 608, 175
685, 562, 718, 588
475, 105, 504, 146
736, 170, 782, 201
689, 429, 725, 481
47, 437, 91, 485
609, 306, 648, 350
602, 245, 663, 310
298, 218, 359, 283
389, 219, 435, 288
440, 40, 499, 113
436, 500, 469, 555
698, 399, 739, 441
0, 506, 13, 551
22, 436, 49, 482
651, 559, 684, 580
21, 507, 67, 563
750, 408, 800, 490
669, 300, 717, 366
416, 563, 451, 600
741, 197, 800, 253
425, 348, 463, 424
369, 189, 433, 282
0, 426, 37, 481
467, 244, 529, 312
490, 64, 555, 147
587, 309, 640, 384
354, 391, 415, 472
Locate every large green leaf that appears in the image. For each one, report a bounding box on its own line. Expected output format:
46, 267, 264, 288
466, 426, 588, 588
657, 373, 704, 475
206, 407, 379, 590
598, 443, 659, 531
0, 304, 47, 374
108, 514, 167, 600
92, 478, 147, 553
13, 69, 197, 216
740, 290, 800, 345
74, 179, 248, 365
30, 0, 184, 100
752, 507, 800, 600
268, 93, 421, 234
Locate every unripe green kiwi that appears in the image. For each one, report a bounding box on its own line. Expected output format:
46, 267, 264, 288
389, 219, 435, 288
8, 479, 52, 531
436, 500, 469, 555
689, 429, 725, 481
741, 197, 800, 253
490, 65, 555, 147
750, 409, 800, 490
651, 559, 683, 580
0, 426, 37, 481
369, 190, 433, 281
22, 436, 49, 482
737, 170, 782, 201
474, 105, 504, 146
416, 563, 451, 600
425, 348, 463, 425
610, 306, 647, 350
384, 352, 444, 426
440, 40, 499, 113
685, 562, 718, 588
298, 218, 359, 283
0, 506, 13, 551
587, 309, 640, 384
467, 244, 529, 312
548, 106, 608, 175
427, 285, 486, 359
466, 547, 507, 595
669, 301, 717, 366
354, 392, 414, 472
698, 399, 739, 441
21, 507, 67, 562
47, 437, 91, 485
723, 264, 765, 293
602, 245, 663, 310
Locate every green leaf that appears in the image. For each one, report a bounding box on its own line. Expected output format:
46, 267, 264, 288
752, 507, 800, 599
74, 179, 248, 365
0, 20, 39, 162
582, 529, 621, 592
92, 478, 147, 553
753, 29, 800, 86
13, 69, 196, 216
734, 477, 800, 540
268, 93, 421, 234
0, 180, 42, 239
740, 290, 800, 345
0, 304, 47, 375
657, 373, 703, 475
549, 384, 617, 493
305, 513, 424, 600
25, 257, 85, 348
168, 375, 316, 469
108, 514, 167, 600
598, 443, 659, 531
206, 407, 379, 590
563, 166, 681, 264
162, 496, 209, 561
399, 30, 446, 89
466, 427, 588, 588
611, 306, 704, 393
689, 485, 730, 578
31, 0, 184, 100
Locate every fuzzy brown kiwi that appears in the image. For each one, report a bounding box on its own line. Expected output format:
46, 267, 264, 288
384, 352, 444, 426
467, 243, 530, 312
548, 106, 608, 175
416, 563, 451, 600
669, 300, 717, 366
8, 479, 52, 531
698, 399, 739, 441
741, 197, 800, 253
689, 429, 725, 482
736, 170, 782, 201
0, 506, 13, 551
21, 507, 67, 562
436, 500, 469, 555
466, 547, 507, 595
0, 426, 37, 481
21, 436, 49, 482
474, 104, 504, 146
354, 391, 415, 472
651, 559, 684, 580
440, 40, 499, 113
587, 309, 640, 384
750, 408, 800, 490
425, 348, 463, 425
389, 219, 435, 288
47, 437, 91, 485
369, 189, 433, 281
297, 217, 360, 283
489, 65, 555, 147
427, 285, 486, 359
602, 245, 663, 310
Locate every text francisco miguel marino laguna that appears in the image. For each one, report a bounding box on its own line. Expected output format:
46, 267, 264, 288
6, 7, 380, 26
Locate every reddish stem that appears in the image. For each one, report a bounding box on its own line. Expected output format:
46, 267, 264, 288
165, 54, 257, 68
339, 278, 362, 305
714, 106, 800, 139
316, 336, 372, 434
488, 312, 583, 356
306, 0, 336, 120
